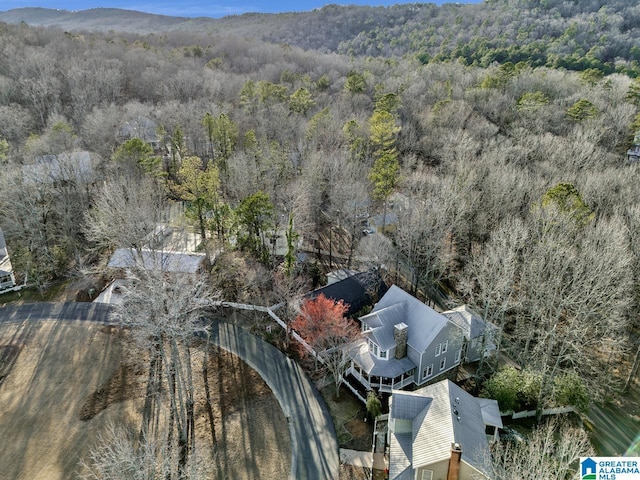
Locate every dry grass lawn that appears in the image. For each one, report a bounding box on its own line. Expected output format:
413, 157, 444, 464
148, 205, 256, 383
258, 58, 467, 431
0, 319, 290, 480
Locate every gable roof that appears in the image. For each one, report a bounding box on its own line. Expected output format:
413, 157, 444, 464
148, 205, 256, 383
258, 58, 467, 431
364, 285, 451, 353
442, 305, 487, 340
389, 379, 501, 480
306, 269, 388, 317
107, 248, 206, 274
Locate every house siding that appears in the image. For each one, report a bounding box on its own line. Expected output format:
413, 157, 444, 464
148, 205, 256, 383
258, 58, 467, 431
465, 337, 483, 363
459, 460, 488, 480
416, 325, 464, 386
416, 459, 449, 480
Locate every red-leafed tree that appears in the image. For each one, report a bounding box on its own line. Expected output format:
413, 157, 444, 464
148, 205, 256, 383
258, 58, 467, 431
291, 294, 360, 397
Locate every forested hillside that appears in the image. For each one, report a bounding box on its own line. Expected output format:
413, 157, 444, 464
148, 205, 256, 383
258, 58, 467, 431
2, 0, 640, 76
0, 0, 639, 437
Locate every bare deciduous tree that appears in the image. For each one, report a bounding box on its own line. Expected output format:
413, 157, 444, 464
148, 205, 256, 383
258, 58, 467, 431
490, 418, 593, 480
112, 270, 217, 479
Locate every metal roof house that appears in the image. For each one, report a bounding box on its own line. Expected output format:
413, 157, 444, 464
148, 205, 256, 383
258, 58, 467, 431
442, 305, 497, 363
388, 379, 502, 480
346, 285, 466, 397
0, 228, 16, 291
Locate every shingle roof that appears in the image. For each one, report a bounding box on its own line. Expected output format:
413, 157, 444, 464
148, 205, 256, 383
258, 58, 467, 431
306, 268, 388, 316
388, 431, 413, 480
107, 248, 206, 274
389, 380, 497, 479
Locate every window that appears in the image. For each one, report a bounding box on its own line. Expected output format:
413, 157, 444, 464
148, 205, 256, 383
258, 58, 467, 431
380, 350, 387, 359
435, 343, 441, 356
439, 358, 446, 371
369, 340, 379, 357
471, 337, 479, 349
421, 470, 433, 480
422, 364, 433, 379
442, 340, 448, 354
455, 349, 461, 363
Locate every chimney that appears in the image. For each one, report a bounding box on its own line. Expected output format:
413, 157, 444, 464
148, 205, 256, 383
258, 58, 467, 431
447, 443, 463, 480
394, 323, 408, 359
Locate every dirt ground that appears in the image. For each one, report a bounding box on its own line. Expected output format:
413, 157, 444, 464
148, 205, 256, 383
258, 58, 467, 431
0, 319, 290, 480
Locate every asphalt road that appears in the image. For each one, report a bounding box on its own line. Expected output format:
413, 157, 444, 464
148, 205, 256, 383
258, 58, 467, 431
210, 321, 340, 480
0, 301, 114, 323
0, 302, 340, 480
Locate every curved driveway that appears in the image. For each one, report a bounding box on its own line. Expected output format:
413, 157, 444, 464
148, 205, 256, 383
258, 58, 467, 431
0, 302, 339, 480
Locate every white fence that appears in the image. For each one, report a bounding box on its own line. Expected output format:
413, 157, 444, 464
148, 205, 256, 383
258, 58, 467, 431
508, 406, 576, 419
214, 301, 320, 361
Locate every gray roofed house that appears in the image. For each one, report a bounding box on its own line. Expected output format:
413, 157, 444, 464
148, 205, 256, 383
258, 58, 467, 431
346, 285, 465, 398
119, 116, 160, 150
442, 305, 497, 363
388, 379, 502, 480
107, 248, 207, 274
0, 228, 16, 290
23, 151, 94, 185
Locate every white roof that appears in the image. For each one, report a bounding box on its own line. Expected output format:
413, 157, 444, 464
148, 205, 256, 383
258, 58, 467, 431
23, 151, 93, 184
107, 248, 206, 273
389, 380, 498, 479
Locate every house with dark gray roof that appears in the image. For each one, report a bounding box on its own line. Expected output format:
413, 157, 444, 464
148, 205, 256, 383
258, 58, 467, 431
388, 379, 502, 480
119, 116, 160, 150
442, 305, 497, 363
0, 228, 16, 290
306, 268, 388, 317
346, 285, 465, 395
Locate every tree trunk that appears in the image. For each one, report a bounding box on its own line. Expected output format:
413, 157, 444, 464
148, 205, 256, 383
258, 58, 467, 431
624, 341, 640, 392
202, 344, 217, 445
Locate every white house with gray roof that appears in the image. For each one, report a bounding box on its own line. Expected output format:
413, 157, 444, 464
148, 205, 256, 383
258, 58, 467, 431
346, 285, 465, 395
388, 379, 502, 480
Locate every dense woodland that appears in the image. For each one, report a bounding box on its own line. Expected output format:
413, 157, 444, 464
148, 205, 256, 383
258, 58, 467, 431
0, 2, 640, 473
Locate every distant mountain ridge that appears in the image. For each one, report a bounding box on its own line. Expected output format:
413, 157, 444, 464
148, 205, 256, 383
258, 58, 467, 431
0, 7, 195, 34
2, 1, 639, 75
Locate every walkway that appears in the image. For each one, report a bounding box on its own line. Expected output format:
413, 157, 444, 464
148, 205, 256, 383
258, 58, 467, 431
0, 302, 340, 479
209, 321, 339, 480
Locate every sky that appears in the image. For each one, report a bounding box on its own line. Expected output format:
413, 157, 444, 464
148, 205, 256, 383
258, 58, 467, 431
2, 0, 484, 18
